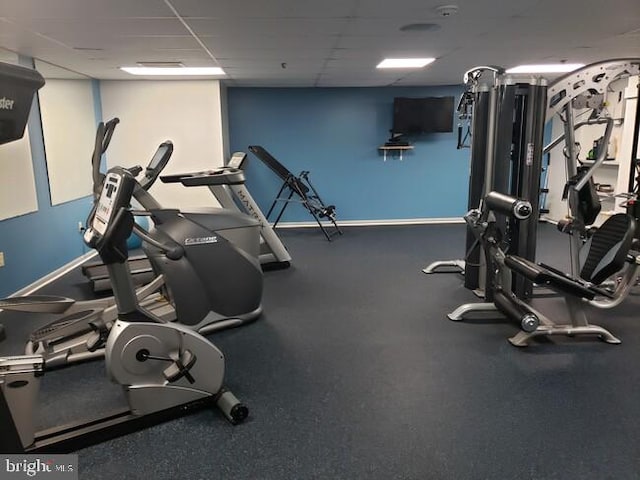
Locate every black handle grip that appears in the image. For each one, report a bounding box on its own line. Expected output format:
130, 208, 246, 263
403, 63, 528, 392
102, 117, 120, 152
127, 165, 143, 177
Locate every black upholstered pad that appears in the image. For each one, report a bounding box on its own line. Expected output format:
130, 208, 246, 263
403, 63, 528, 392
248, 145, 310, 194
505, 255, 596, 300
580, 214, 636, 285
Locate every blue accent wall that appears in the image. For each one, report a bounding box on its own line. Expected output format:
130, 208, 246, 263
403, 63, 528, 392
227, 86, 469, 222
0, 58, 96, 296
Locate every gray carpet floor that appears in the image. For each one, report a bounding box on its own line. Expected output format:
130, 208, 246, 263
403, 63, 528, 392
1, 223, 640, 479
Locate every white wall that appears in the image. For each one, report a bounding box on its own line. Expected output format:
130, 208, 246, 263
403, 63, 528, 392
38, 79, 96, 205
615, 76, 639, 212
99, 80, 226, 210
0, 130, 38, 220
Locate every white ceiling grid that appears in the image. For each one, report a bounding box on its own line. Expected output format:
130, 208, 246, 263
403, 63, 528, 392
0, 0, 638, 85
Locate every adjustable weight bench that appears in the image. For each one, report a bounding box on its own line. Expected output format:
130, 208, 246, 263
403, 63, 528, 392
248, 145, 342, 241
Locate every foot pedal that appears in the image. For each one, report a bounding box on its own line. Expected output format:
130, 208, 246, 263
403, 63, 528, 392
87, 319, 111, 352
30, 309, 102, 343
163, 349, 197, 383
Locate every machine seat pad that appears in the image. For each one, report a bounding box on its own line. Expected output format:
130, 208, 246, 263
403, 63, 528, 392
580, 214, 636, 285
504, 255, 596, 300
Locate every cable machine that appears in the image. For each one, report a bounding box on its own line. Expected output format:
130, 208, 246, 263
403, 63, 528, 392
425, 66, 548, 300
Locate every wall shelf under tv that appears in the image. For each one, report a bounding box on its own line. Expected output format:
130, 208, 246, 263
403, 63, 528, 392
378, 145, 414, 161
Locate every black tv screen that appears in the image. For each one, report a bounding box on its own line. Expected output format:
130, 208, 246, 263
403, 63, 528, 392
392, 96, 454, 134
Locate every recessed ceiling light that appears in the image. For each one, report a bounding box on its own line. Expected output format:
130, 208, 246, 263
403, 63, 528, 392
136, 61, 184, 68
399, 23, 441, 32
120, 66, 225, 76
377, 58, 436, 69
506, 63, 585, 74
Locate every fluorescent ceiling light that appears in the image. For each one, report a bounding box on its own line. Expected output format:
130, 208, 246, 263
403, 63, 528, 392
376, 58, 436, 69
120, 66, 225, 76
506, 63, 584, 74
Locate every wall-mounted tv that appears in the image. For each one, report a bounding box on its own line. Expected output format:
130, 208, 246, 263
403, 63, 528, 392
392, 96, 454, 134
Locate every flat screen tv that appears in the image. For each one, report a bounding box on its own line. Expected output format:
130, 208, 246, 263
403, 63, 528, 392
392, 96, 454, 134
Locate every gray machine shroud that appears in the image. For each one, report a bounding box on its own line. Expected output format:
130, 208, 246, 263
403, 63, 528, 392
146, 207, 263, 331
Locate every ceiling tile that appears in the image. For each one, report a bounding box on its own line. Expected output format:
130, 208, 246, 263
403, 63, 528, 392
187, 18, 349, 37
0, 0, 174, 18
10, 18, 189, 37
1, 0, 638, 87
170, 0, 357, 19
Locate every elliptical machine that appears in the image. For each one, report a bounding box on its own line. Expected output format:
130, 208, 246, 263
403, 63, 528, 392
83, 146, 291, 294
1, 120, 264, 369
1, 162, 248, 453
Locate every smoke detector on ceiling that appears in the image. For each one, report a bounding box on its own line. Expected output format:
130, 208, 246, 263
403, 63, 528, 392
434, 5, 459, 17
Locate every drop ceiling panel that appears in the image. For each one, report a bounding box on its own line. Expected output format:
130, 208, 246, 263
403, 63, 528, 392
187, 18, 349, 37
0, 0, 174, 19
1, 0, 638, 87
354, 0, 537, 19
0, 48, 18, 64
344, 17, 503, 39
224, 69, 323, 80
34, 59, 89, 78
489, 17, 636, 43
221, 58, 325, 68
71, 36, 202, 51
203, 35, 338, 52
170, 0, 357, 19
10, 18, 189, 38
335, 35, 453, 54
520, 0, 640, 20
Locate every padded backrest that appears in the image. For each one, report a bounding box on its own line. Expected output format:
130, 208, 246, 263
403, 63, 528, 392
248, 145, 292, 180
248, 145, 309, 194
579, 214, 636, 284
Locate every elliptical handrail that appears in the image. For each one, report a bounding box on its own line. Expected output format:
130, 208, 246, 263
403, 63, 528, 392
91, 117, 120, 199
